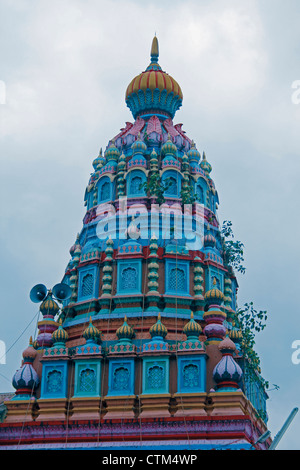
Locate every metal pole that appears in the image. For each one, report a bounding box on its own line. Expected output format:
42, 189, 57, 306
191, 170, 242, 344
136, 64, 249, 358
268, 407, 298, 450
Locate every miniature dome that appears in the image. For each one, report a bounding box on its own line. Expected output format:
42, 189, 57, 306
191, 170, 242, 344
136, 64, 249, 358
200, 152, 212, 175
104, 140, 120, 162
213, 337, 243, 387
22, 337, 37, 361
125, 37, 183, 119
218, 336, 236, 352
92, 148, 105, 170
83, 317, 101, 343
12, 339, 40, 393
116, 316, 135, 342
161, 134, 178, 157
69, 234, 81, 256
52, 319, 68, 345
40, 293, 60, 317
183, 312, 202, 339
131, 135, 147, 155
204, 279, 224, 305
203, 233, 216, 248
149, 313, 168, 339
187, 141, 201, 161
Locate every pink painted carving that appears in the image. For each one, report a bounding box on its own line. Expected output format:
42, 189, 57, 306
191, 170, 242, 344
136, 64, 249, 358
174, 123, 192, 144
163, 118, 180, 137
147, 115, 162, 134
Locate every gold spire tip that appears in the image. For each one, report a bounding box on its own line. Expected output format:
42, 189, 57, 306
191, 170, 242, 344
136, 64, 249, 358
151, 35, 159, 58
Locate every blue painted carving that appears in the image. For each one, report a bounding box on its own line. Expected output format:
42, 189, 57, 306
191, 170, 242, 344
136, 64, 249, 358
82, 273, 94, 297
73, 360, 101, 397
165, 260, 189, 296
79, 368, 96, 394
113, 366, 130, 391
98, 176, 112, 203
77, 266, 99, 301
107, 359, 135, 396
127, 170, 146, 197
40, 362, 69, 398
196, 185, 204, 204
100, 182, 110, 201
147, 364, 164, 389
121, 267, 137, 291
183, 363, 199, 388
165, 176, 177, 196
169, 267, 186, 291
46, 369, 63, 394
177, 356, 206, 393
162, 170, 182, 198
117, 260, 142, 295
142, 358, 169, 394
130, 176, 143, 194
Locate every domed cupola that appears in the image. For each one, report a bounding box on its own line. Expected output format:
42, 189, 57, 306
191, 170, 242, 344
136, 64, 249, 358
125, 36, 183, 120
92, 148, 105, 171
149, 313, 168, 340
116, 316, 135, 344
52, 319, 69, 346
161, 134, 180, 170
161, 133, 178, 158
187, 141, 201, 167
104, 140, 120, 166
83, 317, 101, 344
131, 133, 147, 155
183, 312, 202, 342
200, 152, 212, 176
12, 338, 40, 397
128, 133, 147, 169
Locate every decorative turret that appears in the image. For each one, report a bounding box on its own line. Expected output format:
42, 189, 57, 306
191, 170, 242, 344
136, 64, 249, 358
52, 319, 69, 347
183, 312, 202, 343
193, 257, 204, 300
203, 278, 227, 344
181, 152, 193, 204
101, 237, 114, 298
116, 316, 135, 344
92, 147, 105, 171
83, 317, 101, 345
149, 313, 168, 341
200, 151, 212, 176
35, 292, 60, 349
187, 141, 201, 168
117, 151, 126, 197
161, 134, 178, 158
147, 234, 159, 293
125, 36, 183, 119
104, 139, 120, 164
213, 337, 243, 391
69, 241, 81, 304
12, 338, 40, 399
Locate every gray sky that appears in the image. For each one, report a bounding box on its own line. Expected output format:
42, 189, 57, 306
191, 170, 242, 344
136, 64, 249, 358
0, 0, 300, 449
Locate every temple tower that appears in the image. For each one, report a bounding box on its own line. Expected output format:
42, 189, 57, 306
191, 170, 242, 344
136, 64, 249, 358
0, 37, 270, 451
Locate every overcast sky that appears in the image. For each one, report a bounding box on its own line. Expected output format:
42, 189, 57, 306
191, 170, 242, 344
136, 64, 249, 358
0, 0, 300, 450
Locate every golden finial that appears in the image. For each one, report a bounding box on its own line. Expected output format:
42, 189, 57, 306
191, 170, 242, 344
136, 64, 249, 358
151, 35, 159, 60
